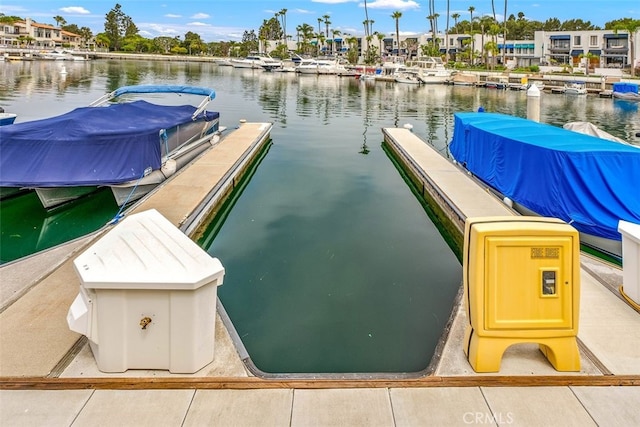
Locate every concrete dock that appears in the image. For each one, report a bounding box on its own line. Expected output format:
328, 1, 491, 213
1, 126, 639, 426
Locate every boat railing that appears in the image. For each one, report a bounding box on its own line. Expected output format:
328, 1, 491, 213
89, 85, 216, 121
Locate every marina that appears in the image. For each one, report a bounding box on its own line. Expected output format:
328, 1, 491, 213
1, 59, 640, 424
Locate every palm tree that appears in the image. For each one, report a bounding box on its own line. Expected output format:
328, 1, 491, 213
364, 0, 371, 38
468, 6, 475, 64
452, 13, 460, 31
614, 19, 640, 77
323, 14, 331, 54
392, 11, 403, 57
502, 0, 508, 66
323, 14, 331, 39
376, 32, 385, 56
332, 29, 341, 55
279, 9, 288, 51
53, 15, 66, 28
445, 0, 451, 62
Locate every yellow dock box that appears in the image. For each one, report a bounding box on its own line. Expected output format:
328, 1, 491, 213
462, 216, 581, 372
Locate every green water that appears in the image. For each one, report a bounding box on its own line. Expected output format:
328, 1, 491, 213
0, 189, 119, 264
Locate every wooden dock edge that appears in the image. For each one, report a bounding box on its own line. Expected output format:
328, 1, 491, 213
1, 374, 639, 390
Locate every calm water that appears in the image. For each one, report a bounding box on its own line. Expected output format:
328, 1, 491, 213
2, 60, 639, 373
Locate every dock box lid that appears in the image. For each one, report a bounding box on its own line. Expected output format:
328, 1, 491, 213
73, 209, 224, 290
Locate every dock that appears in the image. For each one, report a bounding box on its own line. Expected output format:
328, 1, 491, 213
1, 126, 639, 425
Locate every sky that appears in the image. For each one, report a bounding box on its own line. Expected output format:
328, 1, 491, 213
1, 0, 638, 42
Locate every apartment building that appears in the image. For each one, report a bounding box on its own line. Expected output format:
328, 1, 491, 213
0, 18, 82, 49
533, 30, 636, 69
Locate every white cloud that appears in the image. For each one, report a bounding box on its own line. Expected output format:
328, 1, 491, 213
165, 14, 181, 18
187, 22, 209, 27
191, 13, 210, 19
141, 23, 180, 36
59, 7, 90, 15
0, 5, 27, 13
365, 0, 420, 11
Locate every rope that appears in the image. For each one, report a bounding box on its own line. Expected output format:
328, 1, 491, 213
160, 130, 169, 157
107, 169, 148, 225
619, 286, 640, 313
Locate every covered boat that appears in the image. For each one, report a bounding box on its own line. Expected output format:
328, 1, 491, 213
612, 82, 640, 101
449, 112, 640, 259
0, 85, 220, 208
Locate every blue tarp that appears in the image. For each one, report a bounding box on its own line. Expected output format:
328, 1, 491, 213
0, 100, 216, 187
449, 112, 640, 241
613, 82, 639, 94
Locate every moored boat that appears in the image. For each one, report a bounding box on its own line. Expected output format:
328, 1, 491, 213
394, 69, 422, 84
0, 85, 220, 209
563, 81, 587, 95
296, 58, 351, 75
230, 52, 282, 70
612, 82, 639, 101
0, 108, 16, 126
402, 56, 451, 84
449, 112, 640, 260
484, 75, 509, 90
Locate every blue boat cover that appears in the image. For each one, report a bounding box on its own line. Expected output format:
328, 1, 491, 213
0, 100, 216, 187
449, 112, 640, 241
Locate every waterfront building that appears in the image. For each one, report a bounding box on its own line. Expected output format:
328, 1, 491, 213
0, 18, 84, 50
533, 30, 638, 70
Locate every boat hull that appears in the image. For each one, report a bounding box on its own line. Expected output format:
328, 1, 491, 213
110, 132, 220, 206
35, 186, 99, 209
0, 113, 17, 126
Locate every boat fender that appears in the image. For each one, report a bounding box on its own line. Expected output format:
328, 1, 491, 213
503, 197, 513, 208
161, 159, 177, 178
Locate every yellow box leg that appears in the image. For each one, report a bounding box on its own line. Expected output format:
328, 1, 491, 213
466, 333, 513, 372
466, 330, 581, 373
539, 338, 581, 371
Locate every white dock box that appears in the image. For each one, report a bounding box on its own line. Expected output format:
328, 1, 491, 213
618, 220, 640, 305
67, 209, 225, 373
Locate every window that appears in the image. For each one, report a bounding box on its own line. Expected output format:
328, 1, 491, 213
590, 35, 597, 46
574, 35, 581, 45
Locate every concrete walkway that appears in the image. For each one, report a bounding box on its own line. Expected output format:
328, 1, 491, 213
1, 126, 639, 426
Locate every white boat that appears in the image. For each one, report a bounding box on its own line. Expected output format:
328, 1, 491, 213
612, 91, 640, 101
394, 69, 422, 84
563, 121, 630, 144
0, 85, 221, 208
403, 56, 452, 84
484, 75, 510, 90
214, 58, 233, 67
230, 53, 282, 70
358, 73, 377, 82
0, 107, 16, 126
296, 58, 352, 75
563, 81, 587, 95
38, 49, 88, 61
380, 56, 405, 76
449, 71, 478, 86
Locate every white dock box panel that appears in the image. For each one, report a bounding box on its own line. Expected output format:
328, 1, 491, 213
67, 209, 225, 373
619, 220, 640, 306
